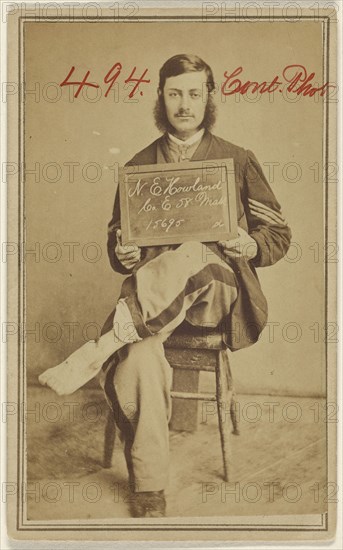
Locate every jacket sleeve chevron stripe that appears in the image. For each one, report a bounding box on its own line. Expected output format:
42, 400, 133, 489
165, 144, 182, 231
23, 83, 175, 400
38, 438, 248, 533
243, 150, 292, 268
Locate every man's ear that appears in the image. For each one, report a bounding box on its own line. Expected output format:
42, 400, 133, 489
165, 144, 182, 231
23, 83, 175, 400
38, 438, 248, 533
157, 88, 162, 97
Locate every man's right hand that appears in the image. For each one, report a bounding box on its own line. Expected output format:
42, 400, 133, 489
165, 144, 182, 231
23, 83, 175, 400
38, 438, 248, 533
115, 229, 141, 270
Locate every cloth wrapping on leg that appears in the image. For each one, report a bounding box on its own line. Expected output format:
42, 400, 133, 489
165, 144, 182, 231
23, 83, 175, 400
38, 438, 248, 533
39, 242, 239, 395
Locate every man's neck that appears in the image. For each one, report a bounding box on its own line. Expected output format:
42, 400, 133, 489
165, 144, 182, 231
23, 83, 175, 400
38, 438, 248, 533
168, 128, 205, 146
170, 127, 204, 141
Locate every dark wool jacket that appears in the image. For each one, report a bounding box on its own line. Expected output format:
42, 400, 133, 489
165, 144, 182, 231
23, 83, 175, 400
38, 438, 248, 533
106, 130, 292, 351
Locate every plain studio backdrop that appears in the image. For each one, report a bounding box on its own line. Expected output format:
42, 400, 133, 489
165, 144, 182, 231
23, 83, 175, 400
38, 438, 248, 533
24, 20, 327, 396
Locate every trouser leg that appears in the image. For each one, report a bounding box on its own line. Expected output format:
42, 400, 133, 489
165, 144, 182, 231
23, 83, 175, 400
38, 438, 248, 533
101, 332, 173, 492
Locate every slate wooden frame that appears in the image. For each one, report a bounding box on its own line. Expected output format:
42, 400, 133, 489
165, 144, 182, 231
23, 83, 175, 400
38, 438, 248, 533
119, 158, 238, 246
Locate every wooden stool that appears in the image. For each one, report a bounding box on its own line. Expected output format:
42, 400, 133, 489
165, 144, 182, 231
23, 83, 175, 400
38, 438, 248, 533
103, 328, 239, 482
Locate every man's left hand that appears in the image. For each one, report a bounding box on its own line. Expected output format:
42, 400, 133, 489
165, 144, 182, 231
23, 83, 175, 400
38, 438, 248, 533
218, 228, 258, 261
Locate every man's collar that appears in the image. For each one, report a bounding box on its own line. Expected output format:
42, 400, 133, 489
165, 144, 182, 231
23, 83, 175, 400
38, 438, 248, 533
158, 129, 213, 164
167, 128, 205, 147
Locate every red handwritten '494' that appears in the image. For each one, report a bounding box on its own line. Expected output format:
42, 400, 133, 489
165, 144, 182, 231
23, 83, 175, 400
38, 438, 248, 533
60, 63, 150, 98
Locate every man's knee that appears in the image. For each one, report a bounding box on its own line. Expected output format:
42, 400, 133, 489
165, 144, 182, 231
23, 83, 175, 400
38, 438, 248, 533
116, 335, 170, 376
108, 337, 172, 412
127, 334, 165, 356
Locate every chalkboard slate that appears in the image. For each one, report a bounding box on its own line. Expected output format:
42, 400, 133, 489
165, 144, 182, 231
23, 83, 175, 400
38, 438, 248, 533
119, 159, 237, 246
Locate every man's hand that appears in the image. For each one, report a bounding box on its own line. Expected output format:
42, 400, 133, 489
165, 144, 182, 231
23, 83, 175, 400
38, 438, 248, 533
115, 229, 141, 270
218, 227, 258, 261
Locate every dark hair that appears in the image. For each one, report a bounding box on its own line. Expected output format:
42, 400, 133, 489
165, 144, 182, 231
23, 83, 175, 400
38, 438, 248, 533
158, 54, 215, 94
154, 54, 217, 133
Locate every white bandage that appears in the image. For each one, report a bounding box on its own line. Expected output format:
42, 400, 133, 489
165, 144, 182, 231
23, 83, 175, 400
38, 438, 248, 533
112, 299, 142, 344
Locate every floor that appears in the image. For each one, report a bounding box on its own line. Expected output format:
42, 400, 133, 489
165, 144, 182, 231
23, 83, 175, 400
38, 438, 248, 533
25, 386, 327, 521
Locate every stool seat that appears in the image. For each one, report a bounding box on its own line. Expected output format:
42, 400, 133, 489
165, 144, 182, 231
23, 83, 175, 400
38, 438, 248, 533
164, 331, 225, 350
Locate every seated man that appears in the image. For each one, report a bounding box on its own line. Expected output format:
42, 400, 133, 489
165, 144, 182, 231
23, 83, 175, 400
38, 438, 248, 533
39, 54, 291, 518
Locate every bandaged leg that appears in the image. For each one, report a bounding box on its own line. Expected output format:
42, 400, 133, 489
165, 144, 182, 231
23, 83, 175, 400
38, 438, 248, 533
38, 299, 141, 395
39, 242, 237, 396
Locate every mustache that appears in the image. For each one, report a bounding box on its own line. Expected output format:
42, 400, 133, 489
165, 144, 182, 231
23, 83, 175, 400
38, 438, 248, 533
175, 110, 194, 117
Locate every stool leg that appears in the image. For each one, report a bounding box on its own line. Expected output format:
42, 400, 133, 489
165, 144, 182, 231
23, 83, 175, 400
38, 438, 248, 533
103, 410, 116, 468
225, 355, 240, 436
230, 393, 240, 436
216, 351, 232, 482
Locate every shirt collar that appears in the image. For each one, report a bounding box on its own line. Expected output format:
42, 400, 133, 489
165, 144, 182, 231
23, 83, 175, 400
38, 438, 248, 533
167, 128, 205, 148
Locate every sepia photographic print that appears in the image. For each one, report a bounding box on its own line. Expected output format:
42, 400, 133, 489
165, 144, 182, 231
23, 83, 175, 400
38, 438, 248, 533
2, 1, 340, 544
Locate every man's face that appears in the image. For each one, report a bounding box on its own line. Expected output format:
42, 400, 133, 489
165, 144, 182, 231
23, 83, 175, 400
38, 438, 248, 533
162, 70, 208, 138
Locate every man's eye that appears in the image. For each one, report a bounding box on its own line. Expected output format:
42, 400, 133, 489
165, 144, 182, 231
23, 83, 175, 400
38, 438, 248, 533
169, 92, 178, 97
190, 93, 201, 99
